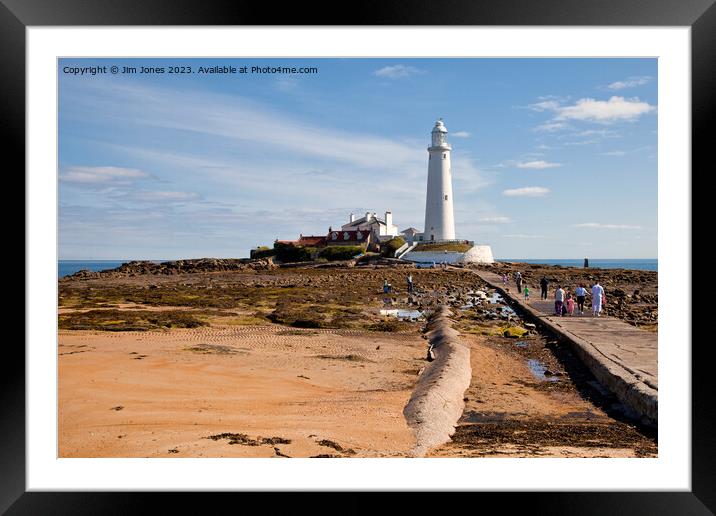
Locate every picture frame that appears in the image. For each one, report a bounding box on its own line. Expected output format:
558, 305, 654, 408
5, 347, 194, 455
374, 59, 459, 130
5, 0, 709, 511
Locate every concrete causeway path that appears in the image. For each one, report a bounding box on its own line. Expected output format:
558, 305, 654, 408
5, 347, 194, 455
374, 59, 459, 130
472, 268, 658, 424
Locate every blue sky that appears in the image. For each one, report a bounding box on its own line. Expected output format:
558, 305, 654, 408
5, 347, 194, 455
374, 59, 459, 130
59, 58, 657, 259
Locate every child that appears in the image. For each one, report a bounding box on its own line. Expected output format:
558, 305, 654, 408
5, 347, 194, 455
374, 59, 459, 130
523, 285, 530, 300
566, 293, 575, 316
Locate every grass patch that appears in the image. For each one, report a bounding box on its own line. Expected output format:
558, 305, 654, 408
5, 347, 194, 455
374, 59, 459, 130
318, 245, 365, 261
367, 319, 409, 332
222, 314, 269, 326
268, 302, 364, 330
59, 309, 209, 331
381, 237, 406, 257
502, 326, 529, 338
413, 242, 472, 253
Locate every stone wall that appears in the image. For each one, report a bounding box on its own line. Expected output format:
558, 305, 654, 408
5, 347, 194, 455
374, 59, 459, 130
401, 245, 494, 264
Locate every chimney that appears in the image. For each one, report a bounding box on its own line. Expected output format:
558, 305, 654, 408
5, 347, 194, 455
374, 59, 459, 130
349, 213, 355, 223
385, 210, 393, 228
365, 211, 371, 221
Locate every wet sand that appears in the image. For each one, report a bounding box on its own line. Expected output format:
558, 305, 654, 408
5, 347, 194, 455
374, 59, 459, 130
429, 333, 657, 457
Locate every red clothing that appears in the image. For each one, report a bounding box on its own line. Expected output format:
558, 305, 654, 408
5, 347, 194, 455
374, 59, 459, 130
566, 298, 575, 314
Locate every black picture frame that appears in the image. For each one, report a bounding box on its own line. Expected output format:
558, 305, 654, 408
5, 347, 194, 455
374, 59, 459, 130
4, 0, 708, 512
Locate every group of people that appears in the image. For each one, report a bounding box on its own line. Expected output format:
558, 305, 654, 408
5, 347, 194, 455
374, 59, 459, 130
509, 272, 607, 317
383, 274, 415, 294
549, 278, 606, 317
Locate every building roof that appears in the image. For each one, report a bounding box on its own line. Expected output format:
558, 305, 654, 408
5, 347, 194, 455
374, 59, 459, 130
297, 235, 327, 246
327, 229, 371, 243
343, 216, 387, 229
401, 227, 421, 234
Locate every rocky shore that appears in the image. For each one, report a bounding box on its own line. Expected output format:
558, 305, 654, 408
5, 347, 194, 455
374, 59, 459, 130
65, 257, 277, 279
61, 258, 658, 330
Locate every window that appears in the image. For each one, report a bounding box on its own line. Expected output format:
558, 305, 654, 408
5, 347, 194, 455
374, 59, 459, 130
442, 153, 446, 160
444, 195, 448, 201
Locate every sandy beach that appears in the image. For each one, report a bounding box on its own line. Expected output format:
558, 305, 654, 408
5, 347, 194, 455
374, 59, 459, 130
59, 325, 424, 457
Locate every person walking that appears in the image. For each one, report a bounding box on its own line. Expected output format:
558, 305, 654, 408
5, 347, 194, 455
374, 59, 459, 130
566, 293, 575, 316
502, 274, 508, 287
591, 281, 605, 317
554, 285, 565, 316
407, 274, 414, 293
602, 291, 607, 315
383, 279, 391, 294
575, 284, 587, 315
523, 284, 530, 301
539, 276, 549, 300
515, 271, 523, 294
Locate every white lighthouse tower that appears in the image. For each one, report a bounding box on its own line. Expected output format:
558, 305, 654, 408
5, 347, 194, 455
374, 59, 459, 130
401, 118, 494, 264
423, 119, 455, 241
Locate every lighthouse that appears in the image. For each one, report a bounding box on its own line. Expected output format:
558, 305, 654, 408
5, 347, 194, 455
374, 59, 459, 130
423, 119, 456, 241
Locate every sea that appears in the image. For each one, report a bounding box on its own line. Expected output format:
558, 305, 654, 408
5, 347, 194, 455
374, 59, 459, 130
496, 258, 657, 272
59, 258, 658, 278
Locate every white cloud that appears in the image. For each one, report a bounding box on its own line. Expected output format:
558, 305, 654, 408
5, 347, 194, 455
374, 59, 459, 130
502, 187, 550, 197
602, 150, 627, 156
607, 76, 652, 90
555, 96, 655, 122
529, 96, 655, 131
533, 121, 568, 132
577, 129, 618, 138
529, 100, 561, 111
478, 216, 511, 224
76, 80, 426, 170
373, 65, 425, 79
451, 131, 470, 138
132, 191, 199, 202
516, 160, 562, 169
60, 166, 148, 184
572, 223, 641, 229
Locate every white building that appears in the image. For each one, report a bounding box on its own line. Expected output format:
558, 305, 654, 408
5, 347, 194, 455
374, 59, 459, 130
423, 119, 456, 242
400, 227, 422, 243
341, 211, 399, 242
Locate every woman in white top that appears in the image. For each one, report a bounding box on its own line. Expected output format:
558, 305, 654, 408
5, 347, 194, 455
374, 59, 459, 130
591, 281, 605, 317
554, 286, 565, 316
